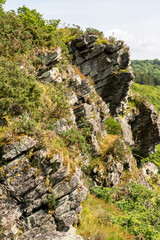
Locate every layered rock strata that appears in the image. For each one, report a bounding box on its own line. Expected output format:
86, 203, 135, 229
0, 136, 87, 239
69, 34, 134, 115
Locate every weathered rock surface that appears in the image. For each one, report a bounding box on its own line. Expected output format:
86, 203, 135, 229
131, 102, 160, 157
0, 136, 86, 239
0, 136, 37, 162
142, 162, 158, 178
37, 46, 110, 154
69, 34, 134, 115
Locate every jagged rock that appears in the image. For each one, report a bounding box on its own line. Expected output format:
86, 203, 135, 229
121, 115, 134, 145
69, 34, 97, 51
0, 189, 22, 239
131, 102, 160, 157
142, 162, 158, 178
69, 34, 134, 115
50, 166, 69, 185
69, 185, 88, 210
52, 173, 80, 199
38, 47, 62, 67
24, 209, 56, 231
39, 67, 62, 83
55, 210, 78, 231
54, 195, 70, 218
54, 118, 70, 134
0, 134, 87, 239
0, 136, 37, 162
19, 227, 83, 240
68, 74, 82, 87
105, 161, 124, 187
68, 91, 79, 105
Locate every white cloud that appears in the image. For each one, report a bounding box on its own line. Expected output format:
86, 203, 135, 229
105, 29, 135, 42
105, 29, 160, 60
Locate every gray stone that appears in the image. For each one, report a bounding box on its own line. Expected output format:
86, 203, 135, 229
39, 67, 61, 83
131, 102, 160, 157
1, 136, 37, 161
52, 173, 80, 199
38, 47, 62, 66
69, 34, 134, 115
54, 118, 70, 134
121, 116, 134, 145
142, 162, 158, 178
56, 210, 78, 231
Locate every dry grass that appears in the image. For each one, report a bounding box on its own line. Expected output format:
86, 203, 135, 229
99, 134, 119, 156
76, 194, 135, 240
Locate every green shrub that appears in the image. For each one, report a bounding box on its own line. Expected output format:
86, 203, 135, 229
45, 193, 56, 210
104, 138, 127, 162
0, 6, 82, 60
0, 57, 42, 116
60, 128, 91, 153
90, 186, 116, 202
85, 27, 104, 39
104, 117, 122, 135
132, 83, 160, 112
90, 183, 160, 240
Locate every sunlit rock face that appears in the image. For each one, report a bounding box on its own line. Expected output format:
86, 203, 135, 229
69, 34, 134, 115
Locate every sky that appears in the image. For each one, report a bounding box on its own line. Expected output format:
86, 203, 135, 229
3, 0, 160, 60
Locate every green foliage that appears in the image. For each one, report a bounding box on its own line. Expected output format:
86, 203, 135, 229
142, 144, 160, 172
104, 117, 122, 135
102, 138, 127, 162
85, 27, 104, 39
91, 183, 160, 240
0, 5, 84, 60
0, 57, 42, 116
14, 114, 37, 136
0, 0, 6, 6
81, 164, 93, 175
45, 193, 56, 210
132, 59, 160, 86
90, 186, 116, 202
132, 83, 160, 112
60, 128, 91, 153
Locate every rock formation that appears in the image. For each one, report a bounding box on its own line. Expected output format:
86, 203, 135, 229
131, 102, 160, 157
0, 35, 160, 240
0, 135, 87, 239
69, 34, 134, 115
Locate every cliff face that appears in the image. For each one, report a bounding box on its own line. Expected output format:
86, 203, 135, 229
0, 35, 160, 240
0, 135, 87, 240
69, 35, 134, 115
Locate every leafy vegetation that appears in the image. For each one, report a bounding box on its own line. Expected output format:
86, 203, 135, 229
132, 59, 160, 86
45, 193, 56, 210
104, 117, 123, 135
60, 127, 91, 154
90, 183, 160, 240
132, 83, 160, 112
0, 4, 83, 60
0, 57, 42, 116
76, 194, 135, 240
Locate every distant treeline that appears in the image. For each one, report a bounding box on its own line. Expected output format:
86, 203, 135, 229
131, 59, 160, 86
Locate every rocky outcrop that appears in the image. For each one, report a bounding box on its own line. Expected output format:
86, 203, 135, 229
69, 34, 134, 115
130, 102, 160, 157
1, 38, 160, 240
0, 136, 87, 239
37, 49, 110, 154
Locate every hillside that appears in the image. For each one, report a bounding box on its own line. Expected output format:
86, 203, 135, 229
0, 2, 160, 240
131, 59, 160, 86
